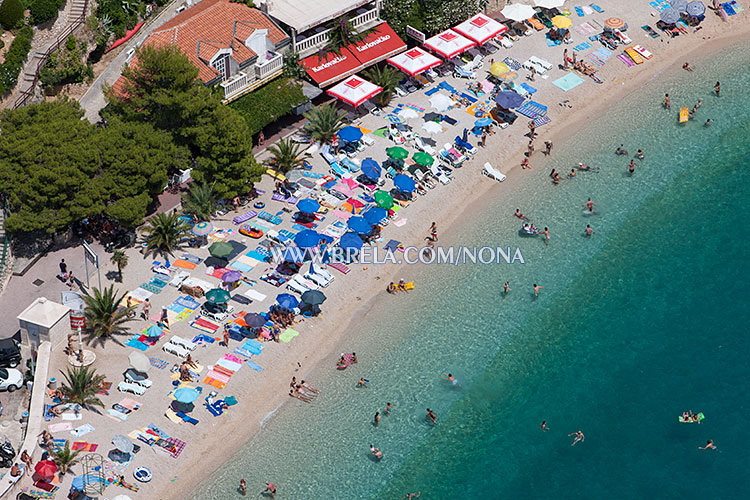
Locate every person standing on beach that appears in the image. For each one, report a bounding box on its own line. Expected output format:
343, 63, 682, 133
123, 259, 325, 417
714, 81, 720, 96
239, 478, 247, 496
528, 141, 535, 157
663, 94, 670, 109
429, 222, 438, 241
481, 130, 487, 147
528, 120, 536, 138
374, 411, 381, 427
142, 298, 151, 320
58, 259, 67, 280
563, 48, 569, 70
522, 158, 531, 169
264, 481, 277, 498
544, 140, 553, 155
533, 284, 544, 298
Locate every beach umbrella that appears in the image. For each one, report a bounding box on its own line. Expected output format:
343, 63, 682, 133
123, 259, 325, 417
363, 207, 387, 226
128, 351, 151, 373
112, 435, 134, 454
421, 121, 443, 134
296, 198, 320, 214
660, 8, 680, 24
35, 460, 57, 477
301, 290, 327, 306
361, 158, 381, 180
276, 293, 299, 310
686, 1, 705, 16
144, 324, 162, 338
671, 0, 689, 12
208, 241, 233, 258
413, 152, 435, 167
347, 216, 373, 235
244, 313, 266, 328
535, 0, 566, 8
393, 174, 416, 193
222, 270, 242, 283
400, 108, 419, 120
280, 248, 306, 263
339, 232, 364, 252
386, 146, 409, 160
374, 190, 394, 209
474, 117, 493, 128
173, 387, 200, 404
430, 93, 453, 112
604, 17, 626, 29
206, 288, 231, 304
501, 3, 536, 21
286, 170, 304, 183
498, 71, 517, 81
495, 91, 525, 109
333, 183, 355, 198
384, 114, 406, 124
338, 126, 363, 143
294, 229, 322, 249
551, 15, 572, 29
191, 221, 213, 236
489, 62, 509, 76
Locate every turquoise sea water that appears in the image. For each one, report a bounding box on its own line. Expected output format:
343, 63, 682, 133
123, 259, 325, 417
194, 45, 750, 499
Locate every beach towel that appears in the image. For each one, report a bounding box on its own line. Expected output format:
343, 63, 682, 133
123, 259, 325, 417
575, 6, 584, 16
70, 423, 95, 438
279, 328, 299, 343
246, 360, 263, 371
126, 338, 149, 351
590, 3, 604, 12
50, 439, 66, 453
107, 409, 129, 421
71, 442, 98, 452
27, 489, 57, 499
164, 437, 186, 458
437, 81, 456, 93
553, 73, 585, 91
232, 211, 257, 224
217, 357, 242, 372
520, 83, 537, 94
228, 260, 252, 272
203, 375, 227, 389
258, 211, 283, 224
586, 54, 605, 66
180, 254, 203, 264
546, 36, 560, 47
271, 193, 299, 204
194, 317, 221, 331
138, 283, 162, 294
617, 53, 635, 67
244, 289, 267, 302
425, 87, 439, 96
172, 259, 197, 270
516, 101, 547, 119
328, 262, 350, 274
533, 115, 552, 128
594, 47, 613, 60
242, 339, 264, 354
573, 41, 591, 52
383, 240, 401, 252
588, 34, 600, 41
582, 5, 593, 15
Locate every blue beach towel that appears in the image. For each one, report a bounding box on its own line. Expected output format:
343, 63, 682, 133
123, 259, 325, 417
175, 296, 201, 310
246, 250, 269, 262
229, 261, 253, 272
246, 360, 263, 372
590, 3, 604, 12
588, 35, 600, 42
437, 81, 456, 93
575, 6, 584, 16
424, 87, 439, 96
126, 338, 149, 351
574, 42, 592, 51
553, 73, 585, 91
520, 83, 537, 94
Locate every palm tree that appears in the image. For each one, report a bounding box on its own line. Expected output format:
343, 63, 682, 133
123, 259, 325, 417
52, 441, 81, 475
364, 65, 402, 108
303, 103, 346, 144
282, 50, 305, 79
266, 139, 304, 174
142, 212, 191, 255
83, 285, 134, 339
59, 366, 106, 410
322, 16, 371, 57
110, 250, 128, 282
182, 182, 218, 221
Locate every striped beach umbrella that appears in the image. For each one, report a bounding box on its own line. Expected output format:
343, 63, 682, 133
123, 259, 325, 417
604, 17, 625, 29
192, 221, 213, 236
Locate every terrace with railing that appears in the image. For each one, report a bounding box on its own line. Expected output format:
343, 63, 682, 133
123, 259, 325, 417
220, 51, 284, 102
293, 4, 381, 58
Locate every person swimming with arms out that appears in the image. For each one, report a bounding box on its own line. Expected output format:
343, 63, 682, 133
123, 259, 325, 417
582, 198, 598, 213
442, 373, 459, 386
569, 430, 585, 446
533, 284, 544, 298
426, 408, 438, 424
698, 440, 717, 451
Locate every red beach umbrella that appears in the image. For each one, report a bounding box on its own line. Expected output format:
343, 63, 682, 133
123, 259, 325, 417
35, 459, 58, 477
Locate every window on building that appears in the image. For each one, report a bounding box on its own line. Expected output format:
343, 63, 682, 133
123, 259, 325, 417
214, 54, 230, 81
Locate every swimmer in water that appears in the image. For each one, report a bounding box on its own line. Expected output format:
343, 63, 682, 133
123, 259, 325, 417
569, 430, 585, 446
663, 93, 670, 109
426, 408, 438, 424
515, 209, 528, 221
370, 444, 383, 460
636, 149, 644, 159
357, 378, 368, 388
541, 421, 549, 432
400, 493, 421, 500
533, 284, 544, 297
442, 373, 459, 385
585, 224, 595, 237
577, 163, 590, 171
615, 144, 628, 156
504, 281, 511, 295
582, 198, 598, 212
568, 169, 576, 178
374, 411, 380, 427
704, 119, 712, 127
385, 402, 393, 415
541, 227, 550, 245
698, 440, 717, 451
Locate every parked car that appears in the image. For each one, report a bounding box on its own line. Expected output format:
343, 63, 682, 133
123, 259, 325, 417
0, 368, 23, 392
0, 339, 21, 368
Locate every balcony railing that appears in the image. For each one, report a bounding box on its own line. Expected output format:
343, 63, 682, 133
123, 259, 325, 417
294, 6, 380, 58
256, 52, 283, 79
221, 72, 250, 98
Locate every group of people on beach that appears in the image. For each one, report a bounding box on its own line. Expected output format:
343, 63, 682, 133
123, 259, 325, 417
288, 376, 320, 402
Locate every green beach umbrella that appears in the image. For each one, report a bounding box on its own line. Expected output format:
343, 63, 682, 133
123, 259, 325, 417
413, 152, 434, 167
374, 190, 394, 209
386, 146, 409, 160
206, 288, 231, 304
208, 241, 233, 258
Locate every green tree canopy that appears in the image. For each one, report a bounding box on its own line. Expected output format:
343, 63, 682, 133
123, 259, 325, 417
0, 0, 24, 29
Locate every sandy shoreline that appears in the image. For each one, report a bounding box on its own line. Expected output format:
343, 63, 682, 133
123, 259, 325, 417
153, 13, 750, 500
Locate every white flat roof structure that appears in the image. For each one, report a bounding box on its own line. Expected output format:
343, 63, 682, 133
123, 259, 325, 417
265, 0, 372, 32
17, 297, 71, 329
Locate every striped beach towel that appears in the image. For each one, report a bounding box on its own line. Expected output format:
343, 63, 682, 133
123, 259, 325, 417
502, 57, 522, 71
328, 262, 351, 274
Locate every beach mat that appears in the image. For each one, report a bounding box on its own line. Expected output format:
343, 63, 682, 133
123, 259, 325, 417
172, 259, 197, 270
246, 360, 263, 371
328, 262, 350, 274
552, 73, 585, 91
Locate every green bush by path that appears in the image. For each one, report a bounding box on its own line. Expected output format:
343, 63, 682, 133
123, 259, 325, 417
0, 26, 34, 95
0, 0, 24, 30
229, 77, 306, 136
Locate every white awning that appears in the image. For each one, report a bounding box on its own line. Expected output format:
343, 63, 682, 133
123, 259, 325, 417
423, 29, 476, 59
387, 47, 442, 76
454, 13, 508, 45
326, 75, 382, 107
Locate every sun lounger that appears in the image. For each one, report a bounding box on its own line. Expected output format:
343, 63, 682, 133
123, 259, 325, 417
482, 162, 506, 181
321, 145, 337, 164
163, 342, 189, 359
170, 335, 197, 351
286, 277, 310, 294
454, 136, 476, 156
124, 372, 152, 388
168, 270, 190, 288
118, 381, 146, 396
497, 36, 513, 49
453, 66, 476, 79
529, 56, 552, 71
413, 134, 436, 155
340, 157, 361, 173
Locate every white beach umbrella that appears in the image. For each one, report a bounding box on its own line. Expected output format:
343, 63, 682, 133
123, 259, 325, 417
429, 94, 453, 113
128, 351, 150, 373
422, 121, 443, 134
535, 0, 566, 9
400, 108, 419, 120
502, 4, 537, 22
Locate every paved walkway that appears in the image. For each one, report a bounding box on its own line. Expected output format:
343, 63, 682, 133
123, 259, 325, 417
78, 0, 182, 122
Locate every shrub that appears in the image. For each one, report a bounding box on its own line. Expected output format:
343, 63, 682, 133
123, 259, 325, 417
30, 0, 63, 25
0, 0, 24, 29
0, 25, 33, 94
229, 77, 305, 136
40, 36, 94, 89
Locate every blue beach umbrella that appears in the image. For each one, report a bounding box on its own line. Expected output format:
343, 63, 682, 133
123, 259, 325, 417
145, 324, 162, 338
474, 117, 493, 127
296, 198, 320, 214
685, 1, 705, 16
173, 387, 200, 404
294, 229, 322, 249
276, 293, 299, 310
338, 126, 363, 143
670, 0, 688, 12
363, 207, 387, 226
281, 247, 306, 263
393, 174, 416, 193
660, 8, 680, 24
340, 232, 364, 251
347, 216, 372, 235
495, 91, 525, 109
361, 158, 381, 180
